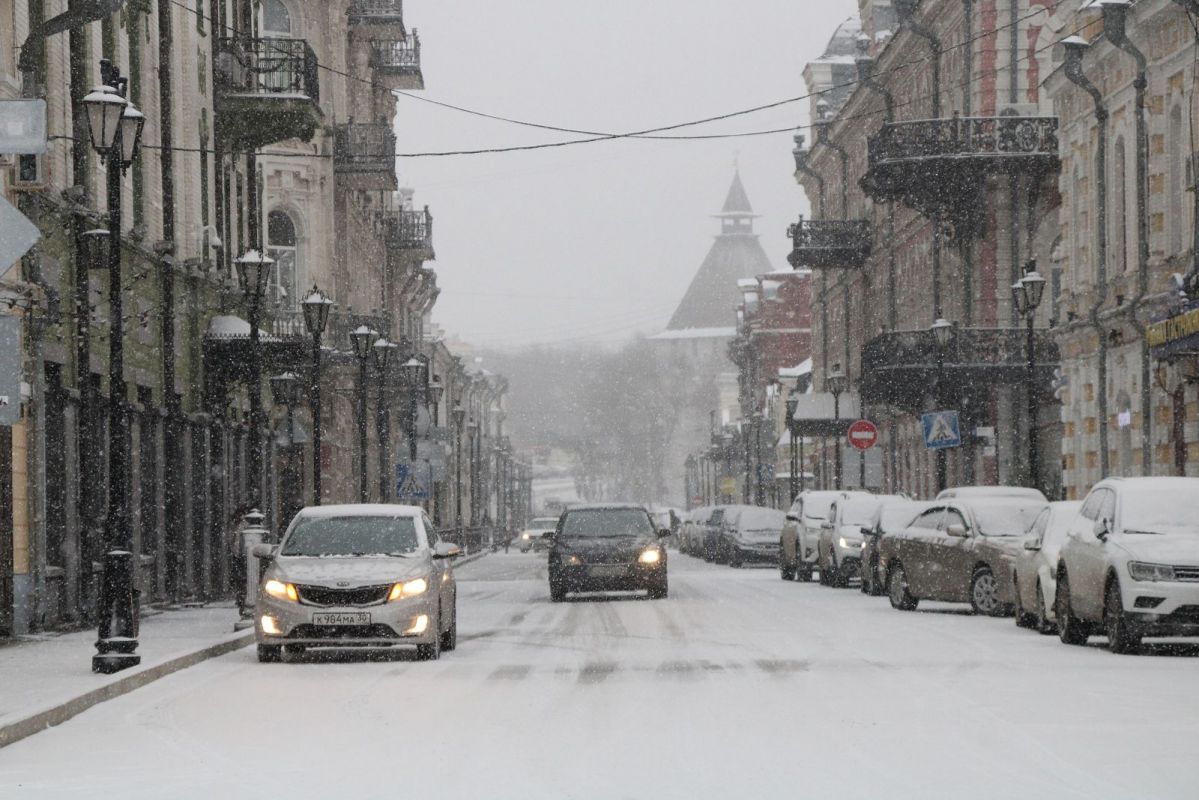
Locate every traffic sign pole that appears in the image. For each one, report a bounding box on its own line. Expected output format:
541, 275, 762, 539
846, 420, 878, 491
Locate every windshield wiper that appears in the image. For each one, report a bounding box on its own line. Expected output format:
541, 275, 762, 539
1123, 529, 1162, 535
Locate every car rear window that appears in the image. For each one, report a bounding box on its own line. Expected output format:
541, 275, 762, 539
560, 509, 654, 538
737, 508, 786, 531
970, 502, 1048, 537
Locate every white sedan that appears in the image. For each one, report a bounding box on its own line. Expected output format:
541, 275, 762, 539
1011, 501, 1082, 634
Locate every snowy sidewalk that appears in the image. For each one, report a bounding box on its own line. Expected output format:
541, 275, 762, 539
0, 603, 253, 749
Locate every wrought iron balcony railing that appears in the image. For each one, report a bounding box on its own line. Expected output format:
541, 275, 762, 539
787, 218, 870, 270
385, 207, 433, 252
216, 37, 319, 103
373, 33, 421, 73
332, 123, 397, 173
349, 0, 403, 22
868, 115, 1058, 168
270, 309, 391, 352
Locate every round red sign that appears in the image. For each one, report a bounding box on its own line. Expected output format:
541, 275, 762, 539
847, 419, 879, 451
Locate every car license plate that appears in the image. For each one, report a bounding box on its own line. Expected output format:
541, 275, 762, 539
312, 612, 371, 626
590, 565, 626, 578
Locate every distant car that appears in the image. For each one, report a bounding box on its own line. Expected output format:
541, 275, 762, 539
254, 505, 460, 663
860, 500, 934, 596
1054, 477, 1199, 653
518, 517, 559, 552
547, 504, 670, 601
817, 495, 904, 587
701, 507, 727, 562
936, 486, 1048, 502
724, 506, 786, 567
681, 507, 713, 556
880, 497, 1048, 615
1011, 501, 1083, 633
780, 490, 870, 582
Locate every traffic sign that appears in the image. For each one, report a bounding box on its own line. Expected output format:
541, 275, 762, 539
0, 195, 41, 278
395, 462, 430, 501
847, 419, 878, 451
921, 410, 961, 450
718, 477, 738, 496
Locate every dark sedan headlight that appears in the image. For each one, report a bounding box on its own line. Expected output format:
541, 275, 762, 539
638, 548, 662, 565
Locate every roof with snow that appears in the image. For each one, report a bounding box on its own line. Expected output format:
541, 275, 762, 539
664, 171, 776, 331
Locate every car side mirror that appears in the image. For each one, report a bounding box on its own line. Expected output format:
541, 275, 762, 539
1094, 517, 1111, 541
786, 514, 800, 522
541, 530, 556, 540
250, 543, 276, 560
1023, 537, 1042, 551
821, 521, 834, 530
946, 523, 968, 538
433, 541, 463, 560
658, 528, 672, 538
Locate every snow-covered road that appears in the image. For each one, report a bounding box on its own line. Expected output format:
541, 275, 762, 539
1, 552, 1195, 799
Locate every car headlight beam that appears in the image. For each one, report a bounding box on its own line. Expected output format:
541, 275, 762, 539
638, 548, 662, 565
389, 577, 429, 601
838, 537, 863, 550
263, 579, 298, 602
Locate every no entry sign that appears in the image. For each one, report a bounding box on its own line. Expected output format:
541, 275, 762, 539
847, 419, 879, 451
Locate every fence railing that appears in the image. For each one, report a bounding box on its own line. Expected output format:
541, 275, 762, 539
385, 207, 433, 251
868, 115, 1058, 167
373, 33, 421, 71
216, 37, 319, 103
332, 123, 397, 172
349, 0, 403, 20
787, 218, 871, 269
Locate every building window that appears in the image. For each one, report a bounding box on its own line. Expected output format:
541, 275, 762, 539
262, 0, 292, 36
267, 210, 299, 310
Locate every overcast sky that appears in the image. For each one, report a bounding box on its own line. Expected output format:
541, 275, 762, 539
395, 0, 858, 349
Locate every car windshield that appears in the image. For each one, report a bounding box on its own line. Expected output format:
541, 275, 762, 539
560, 509, 654, 538
530, 518, 558, 530
736, 508, 786, 531
1120, 490, 1199, 534
971, 503, 1048, 537
280, 515, 420, 557
880, 504, 930, 533
802, 496, 835, 521
840, 498, 880, 526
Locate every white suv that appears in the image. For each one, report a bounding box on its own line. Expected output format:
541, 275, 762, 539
1055, 477, 1199, 653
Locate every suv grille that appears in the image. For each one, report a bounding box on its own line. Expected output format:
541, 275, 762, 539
296, 584, 391, 607
1174, 566, 1199, 583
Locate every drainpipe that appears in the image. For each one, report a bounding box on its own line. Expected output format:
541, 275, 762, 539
1103, 1, 1152, 475
895, 0, 942, 117
815, 114, 854, 373
793, 132, 830, 378
857, 36, 898, 335
1063, 36, 1111, 476
1176, 0, 1199, 294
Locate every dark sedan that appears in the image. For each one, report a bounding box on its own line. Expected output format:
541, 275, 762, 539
547, 505, 670, 601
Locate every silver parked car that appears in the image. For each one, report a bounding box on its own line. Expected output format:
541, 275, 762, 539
254, 504, 461, 662
1011, 501, 1083, 634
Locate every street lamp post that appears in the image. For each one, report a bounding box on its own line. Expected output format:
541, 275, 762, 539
350, 325, 378, 503
372, 337, 397, 502
931, 317, 956, 494
1012, 264, 1046, 491
83, 61, 146, 674
235, 249, 274, 513
467, 419, 480, 524
301, 288, 332, 505
786, 389, 799, 502
453, 404, 466, 530
827, 365, 848, 491
399, 357, 427, 464
269, 372, 302, 526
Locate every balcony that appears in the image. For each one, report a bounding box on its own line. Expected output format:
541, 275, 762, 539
863, 115, 1058, 235
385, 207, 434, 259
371, 32, 424, 91
332, 123, 397, 192
348, 0, 405, 29
787, 218, 870, 270
215, 38, 321, 149
860, 328, 1060, 414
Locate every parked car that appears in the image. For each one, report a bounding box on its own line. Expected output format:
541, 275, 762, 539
1054, 477, 1199, 653
1011, 501, 1083, 633
254, 504, 460, 663
725, 506, 786, 567
860, 500, 934, 596
713, 505, 755, 564
547, 504, 670, 601
816, 495, 902, 587
936, 486, 1048, 501
701, 507, 728, 562
780, 490, 869, 581
678, 507, 708, 556
518, 517, 560, 552
880, 497, 1048, 615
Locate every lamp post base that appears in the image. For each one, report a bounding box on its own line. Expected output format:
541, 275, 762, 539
92, 638, 141, 674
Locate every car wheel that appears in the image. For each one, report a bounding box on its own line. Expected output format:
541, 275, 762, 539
888, 564, 919, 611
1013, 577, 1035, 628
1034, 580, 1055, 635
283, 643, 307, 660
780, 555, 796, 581
550, 582, 566, 603
868, 556, 885, 597
969, 566, 1007, 617
818, 550, 831, 586
441, 603, 458, 652
257, 644, 282, 663
647, 576, 668, 599
797, 564, 813, 582
1104, 579, 1141, 655
730, 549, 743, 568
830, 554, 848, 588
1056, 572, 1090, 646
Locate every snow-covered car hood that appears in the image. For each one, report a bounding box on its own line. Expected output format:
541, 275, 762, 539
1112, 534, 1199, 565
271, 555, 431, 587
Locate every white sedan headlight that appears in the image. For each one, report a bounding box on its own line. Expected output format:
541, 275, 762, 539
263, 579, 298, 602
838, 537, 863, 550
388, 577, 429, 601
1128, 562, 1176, 582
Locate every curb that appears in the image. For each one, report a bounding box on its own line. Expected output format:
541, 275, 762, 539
453, 550, 489, 568
0, 631, 254, 750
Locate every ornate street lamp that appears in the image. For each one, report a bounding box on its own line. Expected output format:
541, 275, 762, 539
301, 287, 332, 505
826, 365, 848, 491
83, 60, 144, 675
400, 356, 427, 463
235, 249, 273, 507
786, 388, 800, 502
930, 317, 957, 493
1013, 263, 1046, 491
372, 337, 397, 501
453, 404, 466, 530
350, 325, 378, 503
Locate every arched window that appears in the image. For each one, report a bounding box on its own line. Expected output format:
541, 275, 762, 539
262, 0, 292, 36
1170, 105, 1185, 256
267, 210, 299, 310
1113, 136, 1128, 274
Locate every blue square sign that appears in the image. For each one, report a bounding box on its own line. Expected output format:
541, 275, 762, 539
921, 410, 961, 450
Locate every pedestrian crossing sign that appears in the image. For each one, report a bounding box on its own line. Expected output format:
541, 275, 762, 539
921, 410, 961, 450
395, 463, 430, 501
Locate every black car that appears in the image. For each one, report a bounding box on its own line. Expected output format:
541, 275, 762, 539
547, 504, 670, 601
